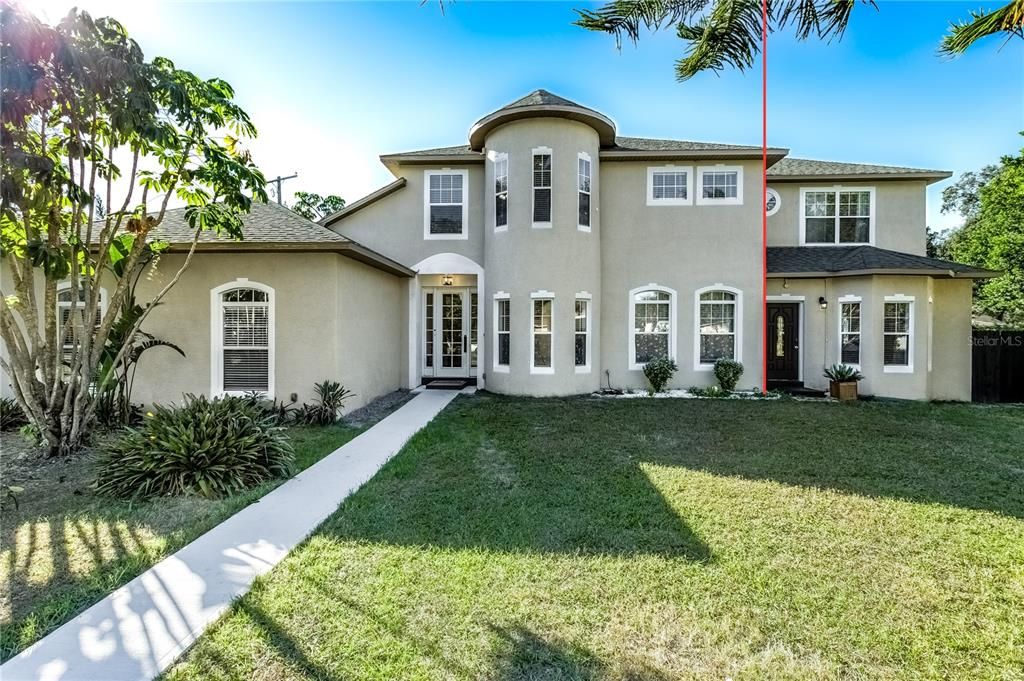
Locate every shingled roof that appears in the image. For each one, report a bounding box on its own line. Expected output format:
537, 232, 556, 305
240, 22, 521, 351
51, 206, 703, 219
767, 246, 997, 278
496, 89, 591, 111
768, 158, 950, 182
384, 136, 779, 160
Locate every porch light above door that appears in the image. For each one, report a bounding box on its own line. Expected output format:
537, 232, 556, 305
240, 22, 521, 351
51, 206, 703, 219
442, 274, 454, 286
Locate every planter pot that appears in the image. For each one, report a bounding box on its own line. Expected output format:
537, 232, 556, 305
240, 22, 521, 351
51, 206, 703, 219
829, 380, 859, 401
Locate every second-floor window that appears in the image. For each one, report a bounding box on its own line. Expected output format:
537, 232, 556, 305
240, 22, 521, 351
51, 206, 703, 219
533, 148, 552, 226
697, 166, 743, 205
802, 187, 874, 245
424, 170, 468, 239
494, 153, 508, 230
647, 166, 692, 206
578, 153, 591, 230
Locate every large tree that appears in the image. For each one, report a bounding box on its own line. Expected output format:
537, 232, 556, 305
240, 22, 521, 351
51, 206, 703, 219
0, 3, 266, 455
941, 141, 1024, 326
574, 0, 1024, 81
291, 191, 345, 221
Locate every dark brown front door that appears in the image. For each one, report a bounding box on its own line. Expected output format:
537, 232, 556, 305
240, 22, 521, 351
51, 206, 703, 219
767, 303, 800, 382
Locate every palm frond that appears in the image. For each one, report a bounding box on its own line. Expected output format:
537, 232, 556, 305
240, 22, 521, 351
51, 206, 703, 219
940, 0, 1024, 56
675, 0, 763, 81
774, 0, 873, 42
574, 0, 708, 47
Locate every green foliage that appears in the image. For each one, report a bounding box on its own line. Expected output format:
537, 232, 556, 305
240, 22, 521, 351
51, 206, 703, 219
713, 358, 744, 392
943, 139, 1024, 326
643, 357, 678, 394
824, 363, 864, 382
291, 191, 345, 221
574, 0, 1021, 81
297, 380, 355, 425
688, 384, 730, 398
95, 395, 294, 499
0, 397, 27, 431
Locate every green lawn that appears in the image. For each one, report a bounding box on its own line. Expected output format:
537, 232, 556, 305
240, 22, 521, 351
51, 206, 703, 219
167, 395, 1024, 680
0, 424, 362, 662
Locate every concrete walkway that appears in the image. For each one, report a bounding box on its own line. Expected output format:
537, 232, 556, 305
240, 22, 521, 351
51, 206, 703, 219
2, 389, 463, 681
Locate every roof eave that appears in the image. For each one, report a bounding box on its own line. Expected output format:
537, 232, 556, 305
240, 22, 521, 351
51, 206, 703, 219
768, 267, 999, 279
767, 171, 952, 184
162, 241, 414, 277
321, 177, 407, 226
468, 104, 617, 150
600, 148, 789, 164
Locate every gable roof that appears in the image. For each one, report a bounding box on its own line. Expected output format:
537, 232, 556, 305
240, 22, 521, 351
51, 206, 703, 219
767, 246, 998, 279
150, 202, 413, 277
320, 178, 406, 225
768, 158, 951, 183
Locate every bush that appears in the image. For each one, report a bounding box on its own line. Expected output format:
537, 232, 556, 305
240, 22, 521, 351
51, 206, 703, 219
688, 385, 729, 398
824, 363, 864, 382
713, 359, 744, 392
95, 394, 294, 499
0, 397, 27, 431
297, 380, 354, 425
643, 358, 678, 394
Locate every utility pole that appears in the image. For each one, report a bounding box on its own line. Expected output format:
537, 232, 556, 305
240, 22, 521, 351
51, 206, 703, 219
268, 172, 298, 205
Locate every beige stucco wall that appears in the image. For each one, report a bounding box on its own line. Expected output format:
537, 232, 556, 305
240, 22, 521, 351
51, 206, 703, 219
767, 180, 928, 255
601, 159, 765, 392
0, 252, 405, 413
767, 274, 972, 400
327, 165, 485, 270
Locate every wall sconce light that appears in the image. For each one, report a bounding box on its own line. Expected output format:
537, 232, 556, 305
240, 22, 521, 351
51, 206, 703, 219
818, 296, 828, 310
442, 274, 454, 286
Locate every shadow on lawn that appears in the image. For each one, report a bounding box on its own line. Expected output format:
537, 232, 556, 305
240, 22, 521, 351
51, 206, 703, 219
319, 396, 713, 561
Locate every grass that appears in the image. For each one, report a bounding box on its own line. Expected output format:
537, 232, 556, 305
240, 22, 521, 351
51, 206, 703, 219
166, 395, 1023, 680
0, 423, 362, 662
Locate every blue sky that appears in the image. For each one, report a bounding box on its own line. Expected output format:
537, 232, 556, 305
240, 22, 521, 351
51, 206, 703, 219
33, 0, 1024, 230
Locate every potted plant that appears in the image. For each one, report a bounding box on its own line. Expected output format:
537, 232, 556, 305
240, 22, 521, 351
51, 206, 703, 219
823, 364, 864, 401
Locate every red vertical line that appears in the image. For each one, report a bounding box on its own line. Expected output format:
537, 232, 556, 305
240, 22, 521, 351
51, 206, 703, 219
761, 0, 769, 392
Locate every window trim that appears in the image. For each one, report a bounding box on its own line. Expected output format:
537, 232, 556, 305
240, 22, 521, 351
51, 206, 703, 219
577, 151, 592, 232
56, 282, 108, 358
423, 168, 469, 241
766, 187, 781, 217
838, 295, 862, 369
493, 292, 510, 374
210, 278, 275, 397
531, 146, 553, 229
693, 285, 743, 371
490, 151, 509, 232
646, 165, 693, 206
882, 294, 914, 374
628, 284, 677, 371
530, 290, 555, 374
798, 185, 876, 246
696, 165, 743, 206
574, 291, 592, 373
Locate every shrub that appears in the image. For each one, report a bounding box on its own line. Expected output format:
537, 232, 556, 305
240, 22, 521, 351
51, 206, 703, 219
824, 363, 864, 382
643, 358, 678, 394
95, 394, 294, 499
713, 359, 744, 392
0, 397, 27, 431
688, 385, 729, 398
297, 380, 355, 425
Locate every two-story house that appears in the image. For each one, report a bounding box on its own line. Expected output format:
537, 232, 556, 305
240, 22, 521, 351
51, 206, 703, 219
1, 90, 995, 408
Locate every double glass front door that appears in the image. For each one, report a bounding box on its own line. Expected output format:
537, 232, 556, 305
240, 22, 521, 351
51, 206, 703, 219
423, 288, 477, 377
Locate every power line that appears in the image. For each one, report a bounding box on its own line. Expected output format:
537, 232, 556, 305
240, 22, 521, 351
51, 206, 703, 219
268, 173, 298, 205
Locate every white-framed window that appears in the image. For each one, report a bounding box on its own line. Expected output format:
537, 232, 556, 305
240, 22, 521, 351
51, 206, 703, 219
423, 169, 469, 240
646, 165, 693, 206
211, 279, 274, 396
628, 285, 676, 370
694, 286, 741, 369
883, 295, 914, 373
56, 283, 108, 361
530, 291, 554, 373
493, 293, 510, 373
532, 147, 552, 227
766, 187, 781, 216
578, 152, 592, 231
574, 293, 591, 372
839, 297, 862, 367
800, 187, 875, 245
696, 166, 743, 205
493, 152, 508, 231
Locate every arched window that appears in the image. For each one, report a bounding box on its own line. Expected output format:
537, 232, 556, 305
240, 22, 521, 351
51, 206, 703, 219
56, 283, 107, 360
211, 280, 274, 396
629, 285, 676, 370
694, 286, 742, 369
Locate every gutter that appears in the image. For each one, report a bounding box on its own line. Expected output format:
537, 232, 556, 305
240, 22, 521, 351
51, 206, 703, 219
767, 268, 1000, 279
